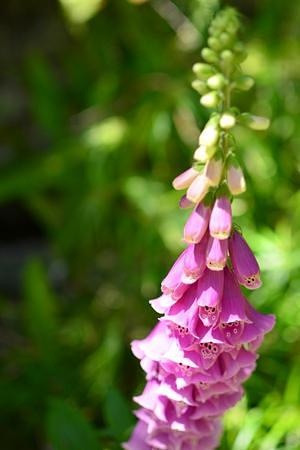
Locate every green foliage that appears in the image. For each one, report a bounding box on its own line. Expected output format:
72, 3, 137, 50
1, 0, 300, 449
46, 398, 99, 450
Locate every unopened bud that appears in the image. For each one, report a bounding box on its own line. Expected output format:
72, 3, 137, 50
239, 113, 270, 130
194, 145, 217, 163
207, 73, 226, 90
186, 174, 210, 204
201, 48, 219, 64
192, 63, 215, 79
172, 167, 199, 190
219, 112, 236, 130
191, 80, 208, 95
208, 37, 222, 51
204, 152, 223, 187
226, 155, 246, 195
200, 91, 220, 108
221, 49, 234, 65
199, 124, 219, 147
234, 75, 255, 91
219, 32, 233, 48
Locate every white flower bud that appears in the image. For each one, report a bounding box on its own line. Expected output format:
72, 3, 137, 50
220, 112, 236, 130
194, 145, 217, 163
239, 113, 270, 130
199, 125, 219, 147
192, 63, 215, 79
200, 91, 220, 109
207, 74, 226, 90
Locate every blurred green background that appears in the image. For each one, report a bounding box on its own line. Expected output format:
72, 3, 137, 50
1, 0, 300, 449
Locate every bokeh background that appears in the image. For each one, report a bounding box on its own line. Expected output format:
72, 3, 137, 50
1, 0, 300, 449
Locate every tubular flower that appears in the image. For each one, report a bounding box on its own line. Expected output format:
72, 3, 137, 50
124, 7, 275, 450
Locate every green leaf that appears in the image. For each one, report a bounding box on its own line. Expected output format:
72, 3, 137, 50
23, 259, 57, 354
103, 388, 134, 441
46, 398, 99, 450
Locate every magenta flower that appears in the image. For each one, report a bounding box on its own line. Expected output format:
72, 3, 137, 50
206, 235, 228, 270
124, 8, 275, 450
229, 230, 262, 289
209, 196, 232, 240
183, 203, 211, 244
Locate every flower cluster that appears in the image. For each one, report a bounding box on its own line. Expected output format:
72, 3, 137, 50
124, 8, 275, 450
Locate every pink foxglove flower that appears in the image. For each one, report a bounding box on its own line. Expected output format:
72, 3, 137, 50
227, 161, 246, 195
229, 230, 262, 289
125, 8, 275, 450
206, 236, 228, 270
183, 203, 211, 244
186, 174, 210, 204
209, 196, 232, 239
172, 167, 199, 190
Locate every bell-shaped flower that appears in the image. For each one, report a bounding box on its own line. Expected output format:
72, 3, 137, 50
196, 268, 224, 307
229, 230, 262, 289
209, 196, 232, 239
161, 250, 189, 300
182, 237, 208, 284
183, 202, 211, 244
206, 236, 228, 270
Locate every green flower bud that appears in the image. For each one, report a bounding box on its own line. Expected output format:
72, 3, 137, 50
220, 112, 236, 129
192, 63, 215, 79
219, 32, 233, 48
200, 91, 220, 108
221, 49, 234, 64
191, 80, 208, 95
238, 113, 270, 130
201, 48, 219, 64
234, 75, 255, 91
207, 73, 227, 90
208, 37, 222, 52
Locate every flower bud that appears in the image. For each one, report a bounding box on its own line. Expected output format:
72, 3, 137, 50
229, 230, 262, 289
186, 174, 210, 204
201, 47, 219, 64
226, 155, 246, 195
191, 80, 208, 95
234, 75, 254, 91
172, 167, 199, 190
183, 202, 211, 244
179, 195, 193, 209
204, 152, 223, 187
239, 113, 270, 130
199, 124, 219, 147
207, 74, 227, 90
193, 145, 217, 163
221, 49, 234, 64
219, 32, 233, 47
192, 63, 215, 79
208, 36, 222, 51
206, 236, 228, 271
209, 196, 232, 239
200, 91, 220, 109
219, 112, 236, 130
